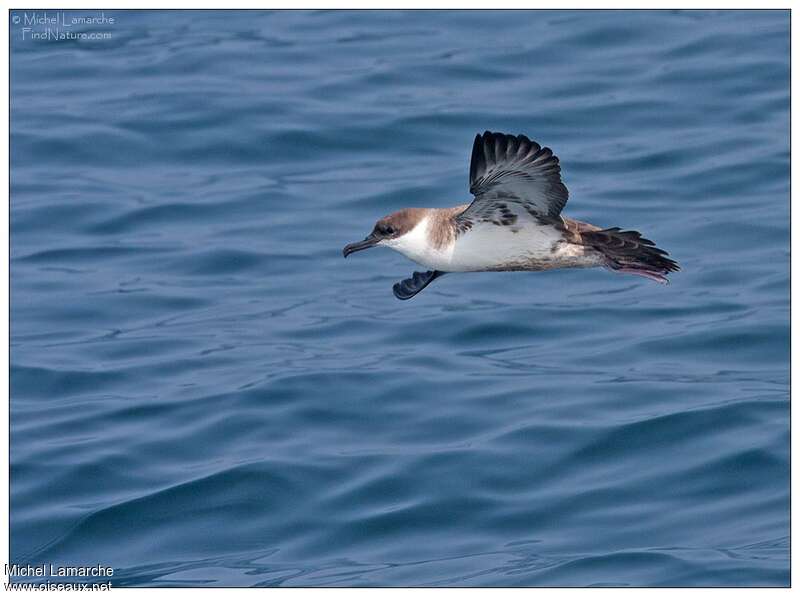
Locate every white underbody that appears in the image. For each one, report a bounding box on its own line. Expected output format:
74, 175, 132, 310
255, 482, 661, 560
382, 215, 602, 272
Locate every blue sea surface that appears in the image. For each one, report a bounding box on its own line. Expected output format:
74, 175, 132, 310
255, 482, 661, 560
10, 9, 789, 587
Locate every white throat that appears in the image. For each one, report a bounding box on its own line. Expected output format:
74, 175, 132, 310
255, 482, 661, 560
381, 216, 453, 270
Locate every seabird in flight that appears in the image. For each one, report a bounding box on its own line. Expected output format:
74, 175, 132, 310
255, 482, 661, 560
343, 131, 679, 300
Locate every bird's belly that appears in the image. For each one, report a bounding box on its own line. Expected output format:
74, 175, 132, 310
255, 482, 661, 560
444, 225, 566, 272
389, 221, 600, 272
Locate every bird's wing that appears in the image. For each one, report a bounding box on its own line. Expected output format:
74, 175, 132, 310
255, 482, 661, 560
455, 131, 569, 232
393, 270, 445, 300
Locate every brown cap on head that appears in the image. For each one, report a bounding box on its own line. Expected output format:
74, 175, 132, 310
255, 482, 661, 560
372, 208, 425, 239
343, 208, 425, 258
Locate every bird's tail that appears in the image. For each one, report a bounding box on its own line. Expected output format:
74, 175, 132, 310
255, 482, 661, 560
582, 227, 680, 284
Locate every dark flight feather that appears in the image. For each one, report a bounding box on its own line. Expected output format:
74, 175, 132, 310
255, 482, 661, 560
393, 270, 445, 300
458, 131, 569, 230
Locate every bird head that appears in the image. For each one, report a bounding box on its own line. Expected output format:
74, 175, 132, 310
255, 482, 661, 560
342, 209, 422, 258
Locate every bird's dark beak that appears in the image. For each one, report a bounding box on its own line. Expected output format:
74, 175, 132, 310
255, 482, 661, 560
343, 234, 380, 258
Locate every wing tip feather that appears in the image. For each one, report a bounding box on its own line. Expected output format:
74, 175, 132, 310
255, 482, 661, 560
466, 130, 569, 219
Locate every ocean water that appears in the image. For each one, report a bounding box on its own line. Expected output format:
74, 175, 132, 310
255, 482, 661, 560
10, 9, 789, 587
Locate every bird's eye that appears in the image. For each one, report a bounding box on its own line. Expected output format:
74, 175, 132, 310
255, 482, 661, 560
385, 226, 394, 235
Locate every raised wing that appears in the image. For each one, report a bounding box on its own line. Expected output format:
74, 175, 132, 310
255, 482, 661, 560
456, 131, 569, 230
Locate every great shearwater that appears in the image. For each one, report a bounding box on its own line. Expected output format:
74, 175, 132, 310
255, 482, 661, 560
343, 131, 679, 300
